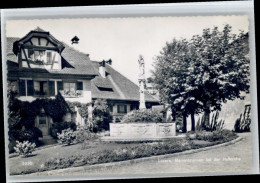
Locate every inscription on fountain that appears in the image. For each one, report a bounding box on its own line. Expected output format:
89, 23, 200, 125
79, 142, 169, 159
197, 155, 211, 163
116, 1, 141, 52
109, 123, 176, 139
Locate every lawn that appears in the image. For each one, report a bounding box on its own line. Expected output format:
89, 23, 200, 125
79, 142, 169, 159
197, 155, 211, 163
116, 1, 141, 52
9, 130, 238, 175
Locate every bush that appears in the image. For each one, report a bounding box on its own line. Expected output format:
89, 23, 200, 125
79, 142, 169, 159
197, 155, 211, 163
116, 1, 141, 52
57, 128, 76, 145
121, 109, 163, 123
50, 121, 77, 139
74, 126, 98, 144
14, 141, 36, 157
92, 99, 113, 132
194, 129, 237, 142
11, 127, 43, 146
44, 139, 192, 170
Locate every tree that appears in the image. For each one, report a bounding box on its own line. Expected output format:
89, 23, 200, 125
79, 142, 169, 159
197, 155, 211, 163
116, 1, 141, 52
188, 25, 250, 127
152, 38, 202, 132
152, 25, 250, 131
92, 99, 113, 132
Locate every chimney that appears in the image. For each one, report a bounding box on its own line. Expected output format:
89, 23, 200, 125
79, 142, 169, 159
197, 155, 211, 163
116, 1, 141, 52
99, 60, 106, 78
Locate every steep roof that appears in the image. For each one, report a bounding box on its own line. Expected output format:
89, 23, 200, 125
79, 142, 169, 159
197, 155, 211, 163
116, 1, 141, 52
6, 37, 98, 76
91, 61, 159, 103
6, 29, 159, 103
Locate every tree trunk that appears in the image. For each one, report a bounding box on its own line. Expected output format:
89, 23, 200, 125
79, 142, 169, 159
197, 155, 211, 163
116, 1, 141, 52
171, 107, 176, 121
191, 112, 195, 132
182, 113, 187, 133
203, 101, 211, 130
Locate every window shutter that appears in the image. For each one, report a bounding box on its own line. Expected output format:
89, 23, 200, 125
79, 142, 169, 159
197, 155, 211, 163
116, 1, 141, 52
117, 105, 120, 113
19, 80, 26, 96
49, 81, 55, 96
124, 105, 127, 113
77, 81, 83, 90
109, 105, 113, 113
27, 80, 34, 96
57, 81, 63, 92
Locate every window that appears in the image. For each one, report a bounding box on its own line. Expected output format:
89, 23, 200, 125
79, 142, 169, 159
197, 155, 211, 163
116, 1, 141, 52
34, 81, 48, 96
57, 81, 63, 91
34, 50, 45, 61
117, 104, 127, 114
97, 87, 113, 92
19, 80, 26, 96
27, 80, 34, 96
28, 49, 34, 59
46, 52, 52, 64
130, 104, 139, 111
76, 81, 83, 90
49, 81, 55, 96
64, 83, 76, 93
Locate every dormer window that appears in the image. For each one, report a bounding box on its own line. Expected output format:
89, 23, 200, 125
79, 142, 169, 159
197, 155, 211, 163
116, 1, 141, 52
13, 27, 64, 70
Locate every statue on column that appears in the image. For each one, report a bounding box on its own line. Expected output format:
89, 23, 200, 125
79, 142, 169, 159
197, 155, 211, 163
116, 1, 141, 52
138, 55, 146, 109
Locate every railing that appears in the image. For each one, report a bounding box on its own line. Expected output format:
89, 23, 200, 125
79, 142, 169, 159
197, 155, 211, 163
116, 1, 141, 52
59, 90, 83, 98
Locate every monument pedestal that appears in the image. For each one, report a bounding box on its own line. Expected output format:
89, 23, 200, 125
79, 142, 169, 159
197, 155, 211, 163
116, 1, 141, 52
101, 122, 177, 141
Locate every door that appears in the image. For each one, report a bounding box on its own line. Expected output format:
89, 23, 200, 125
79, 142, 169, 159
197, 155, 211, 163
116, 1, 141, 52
38, 114, 49, 136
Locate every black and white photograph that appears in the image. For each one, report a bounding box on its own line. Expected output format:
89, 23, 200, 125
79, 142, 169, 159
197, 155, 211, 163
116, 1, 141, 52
1, 1, 258, 182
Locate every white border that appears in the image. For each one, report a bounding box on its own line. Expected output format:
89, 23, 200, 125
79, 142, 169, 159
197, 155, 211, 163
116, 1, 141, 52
1, 1, 258, 182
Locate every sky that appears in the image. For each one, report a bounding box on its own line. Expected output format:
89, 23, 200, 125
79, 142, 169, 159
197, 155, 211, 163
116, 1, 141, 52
5, 15, 249, 85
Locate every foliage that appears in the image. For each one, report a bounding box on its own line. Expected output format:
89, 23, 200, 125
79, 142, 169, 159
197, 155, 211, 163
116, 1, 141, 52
50, 121, 77, 139
74, 126, 98, 146
234, 113, 251, 132
67, 102, 89, 125
196, 111, 225, 132
44, 92, 69, 122
44, 139, 192, 170
57, 128, 76, 145
7, 84, 43, 152
91, 99, 113, 132
121, 108, 163, 123
7, 87, 76, 152
152, 25, 250, 129
194, 129, 237, 142
77, 104, 89, 124
10, 134, 239, 175
14, 141, 36, 157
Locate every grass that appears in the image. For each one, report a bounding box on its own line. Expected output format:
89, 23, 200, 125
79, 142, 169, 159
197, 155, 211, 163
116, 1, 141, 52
9, 130, 238, 175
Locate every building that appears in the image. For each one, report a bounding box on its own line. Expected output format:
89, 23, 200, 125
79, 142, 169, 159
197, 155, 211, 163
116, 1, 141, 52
6, 27, 159, 136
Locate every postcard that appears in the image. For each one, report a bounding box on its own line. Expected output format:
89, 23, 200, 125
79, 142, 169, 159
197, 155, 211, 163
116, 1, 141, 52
1, 1, 258, 182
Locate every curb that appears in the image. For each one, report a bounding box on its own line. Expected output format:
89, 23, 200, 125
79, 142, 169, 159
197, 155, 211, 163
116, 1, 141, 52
14, 136, 243, 176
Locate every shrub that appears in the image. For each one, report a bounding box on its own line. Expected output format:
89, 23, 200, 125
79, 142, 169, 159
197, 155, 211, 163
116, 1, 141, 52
14, 141, 36, 157
44, 139, 192, 170
121, 109, 163, 123
194, 129, 237, 142
11, 127, 43, 146
57, 128, 76, 145
234, 113, 251, 132
74, 126, 98, 144
50, 121, 77, 139
92, 99, 113, 132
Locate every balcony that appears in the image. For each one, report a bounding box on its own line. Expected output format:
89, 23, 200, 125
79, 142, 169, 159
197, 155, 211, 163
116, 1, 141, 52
59, 90, 83, 98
